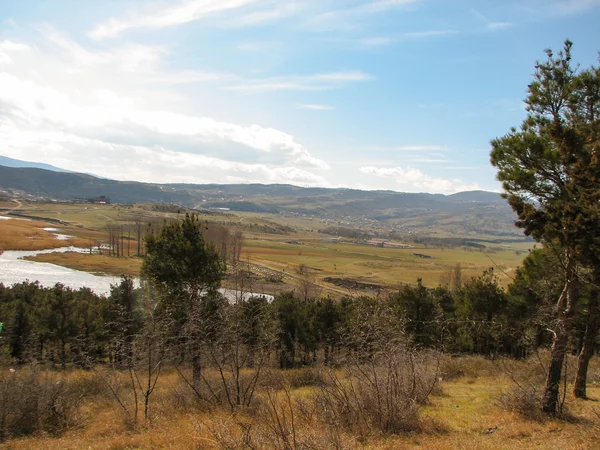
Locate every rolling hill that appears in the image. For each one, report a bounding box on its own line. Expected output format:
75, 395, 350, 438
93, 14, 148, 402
0, 164, 522, 239
0, 155, 71, 172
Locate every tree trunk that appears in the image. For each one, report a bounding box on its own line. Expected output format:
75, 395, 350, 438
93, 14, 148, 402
61, 339, 67, 370
542, 330, 568, 413
191, 339, 201, 391
543, 273, 576, 414
574, 293, 599, 398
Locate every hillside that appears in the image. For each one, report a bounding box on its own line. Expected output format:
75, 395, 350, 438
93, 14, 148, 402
0, 165, 522, 239
0, 155, 71, 173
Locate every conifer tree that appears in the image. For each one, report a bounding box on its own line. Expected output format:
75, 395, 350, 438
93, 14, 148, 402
491, 41, 600, 413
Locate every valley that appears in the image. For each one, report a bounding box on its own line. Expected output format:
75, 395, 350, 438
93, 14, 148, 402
0, 196, 532, 295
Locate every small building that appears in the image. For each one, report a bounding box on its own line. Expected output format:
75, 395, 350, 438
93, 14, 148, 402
89, 196, 110, 204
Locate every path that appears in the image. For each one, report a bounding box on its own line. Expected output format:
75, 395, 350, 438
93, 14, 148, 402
2, 198, 22, 216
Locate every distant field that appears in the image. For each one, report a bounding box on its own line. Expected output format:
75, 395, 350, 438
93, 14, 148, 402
243, 237, 529, 288
1, 201, 533, 293
0, 217, 94, 251
25, 252, 142, 277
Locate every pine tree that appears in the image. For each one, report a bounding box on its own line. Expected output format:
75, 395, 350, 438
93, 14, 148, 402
491, 41, 600, 413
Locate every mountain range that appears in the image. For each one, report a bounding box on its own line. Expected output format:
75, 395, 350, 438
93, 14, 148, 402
0, 156, 521, 239
0, 155, 72, 173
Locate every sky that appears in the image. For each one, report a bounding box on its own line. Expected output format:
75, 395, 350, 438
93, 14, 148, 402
0, 0, 599, 194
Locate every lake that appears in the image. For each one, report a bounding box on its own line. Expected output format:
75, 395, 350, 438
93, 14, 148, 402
0, 246, 273, 301
0, 246, 122, 296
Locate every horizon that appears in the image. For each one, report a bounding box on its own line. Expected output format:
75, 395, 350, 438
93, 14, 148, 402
0, 0, 599, 194
0, 155, 500, 196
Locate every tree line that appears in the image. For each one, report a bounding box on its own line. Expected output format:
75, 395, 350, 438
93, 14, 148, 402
0, 212, 598, 420
101, 217, 243, 264
0, 239, 595, 390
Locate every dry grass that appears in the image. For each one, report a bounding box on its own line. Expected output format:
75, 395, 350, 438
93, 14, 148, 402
2, 202, 531, 292
242, 238, 526, 289
378, 379, 600, 449
3, 356, 600, 449
24, 252, 142, 277
0, 219, 91, 251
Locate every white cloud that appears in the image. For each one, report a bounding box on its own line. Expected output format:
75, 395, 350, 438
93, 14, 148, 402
357, 30, 457, 50
228, 70, 373, 93
397, 145, 446, 151
487, 22, 512, 30
0, 40, 30, 52
237, 41, 278, 52
0, 121, 329, 186
470, 9, 513, 32
40, 27, 166, 72
0, 40, 31, 66
314, 71, 372, 81
297, 104, 335, 110
225, 2, 302, 27
402, 30, 459, 39
550, 0, 600, 14
0, 72, 328, 169
369, 0, 420, 9
303, 0, 421, 31
360, 165, 480, 193
349, 0, 420, 14
89, 0, 263, 39
359, 37, 395, 47
148, 69, 234, 84
405, 158, 448, 163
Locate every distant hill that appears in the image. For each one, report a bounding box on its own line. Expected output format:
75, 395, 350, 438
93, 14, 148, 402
0, 155, 71, 173
447, 190, 503, 203
0, 165, 195, 204
0, 165, 523, 239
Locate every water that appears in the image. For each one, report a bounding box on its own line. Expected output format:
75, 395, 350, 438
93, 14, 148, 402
0, 247, 122, 296
43, 227, 72, 240
0, 247, 273, 301
0, 217, 272, 300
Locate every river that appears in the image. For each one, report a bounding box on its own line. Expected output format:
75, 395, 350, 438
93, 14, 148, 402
0, 246, 122, 296
0, 244, 272, 301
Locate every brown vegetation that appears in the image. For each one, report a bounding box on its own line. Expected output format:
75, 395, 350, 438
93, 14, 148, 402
1, 356, 599, 449
24, 252, 142, 277
0, 218, 91, 251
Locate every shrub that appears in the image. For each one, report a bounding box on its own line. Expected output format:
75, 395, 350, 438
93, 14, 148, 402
439, 355, 500, 380
497, 383, 547, 421
284, 367, 327, 389
313, 348, 440, 437
199, 388, 355, 450
0, 367, 85, 440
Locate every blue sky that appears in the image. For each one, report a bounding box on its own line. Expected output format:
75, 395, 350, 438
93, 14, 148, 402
0, 0, 599, 193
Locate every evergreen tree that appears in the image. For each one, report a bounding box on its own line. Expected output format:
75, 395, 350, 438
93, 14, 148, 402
141, 213, 225, 388
491, 41, 600, 413
392, 279, 437, 347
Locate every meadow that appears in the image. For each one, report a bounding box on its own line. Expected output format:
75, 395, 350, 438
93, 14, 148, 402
2, 355, 599, 449
0, 200, 533, 294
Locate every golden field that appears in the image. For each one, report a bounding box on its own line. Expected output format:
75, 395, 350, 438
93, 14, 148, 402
2, 356, 599, 450
0, 200, 533, 294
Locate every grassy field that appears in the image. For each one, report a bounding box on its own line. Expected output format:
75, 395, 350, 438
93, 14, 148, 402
24, 252, 142, 277
3, 357, 599, 449
242, 237, 528, 288
0, 217, 94, 251
1, 201, 534, 293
